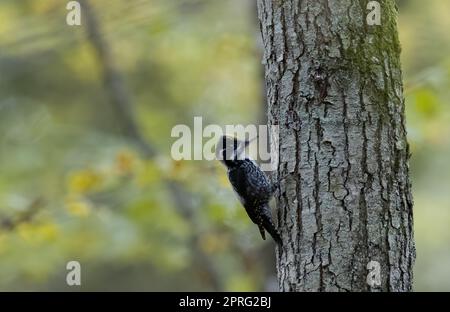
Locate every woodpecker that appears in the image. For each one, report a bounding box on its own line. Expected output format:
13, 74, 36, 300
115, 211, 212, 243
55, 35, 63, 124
216, 135, 282, 245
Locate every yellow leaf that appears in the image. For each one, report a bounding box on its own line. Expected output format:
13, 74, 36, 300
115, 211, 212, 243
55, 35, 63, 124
36, 223, 59, 241
17, 222, 59, 243
68, 169, 103, 194
115, 150, 137, 175
66, 198, 92, 218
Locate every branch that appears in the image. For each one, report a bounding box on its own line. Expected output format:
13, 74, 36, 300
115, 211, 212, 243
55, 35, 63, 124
80, 0, 156, 158
80, 0, 222, 291
0, 197, 45, 232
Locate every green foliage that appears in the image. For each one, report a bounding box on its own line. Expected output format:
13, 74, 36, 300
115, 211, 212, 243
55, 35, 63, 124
0, 0, 266, 291
0, 0, 449, 291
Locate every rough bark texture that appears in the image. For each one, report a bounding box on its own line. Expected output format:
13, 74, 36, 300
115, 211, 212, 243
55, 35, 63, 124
257, 0, 415, 291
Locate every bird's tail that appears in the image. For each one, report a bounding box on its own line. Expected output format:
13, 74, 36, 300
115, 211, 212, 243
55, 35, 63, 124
261, 206, 282, 245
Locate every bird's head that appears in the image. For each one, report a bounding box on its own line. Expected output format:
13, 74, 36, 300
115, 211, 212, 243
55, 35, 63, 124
216, 135, 256, 165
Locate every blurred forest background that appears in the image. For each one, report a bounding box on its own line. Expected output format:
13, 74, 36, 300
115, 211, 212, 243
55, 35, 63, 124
0, 0, 448, 291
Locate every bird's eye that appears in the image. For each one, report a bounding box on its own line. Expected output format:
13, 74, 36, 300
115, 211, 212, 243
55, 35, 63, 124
223, 148, 236, 161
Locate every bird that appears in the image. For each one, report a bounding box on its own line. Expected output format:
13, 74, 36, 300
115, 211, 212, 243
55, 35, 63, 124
216, 135, 282, 245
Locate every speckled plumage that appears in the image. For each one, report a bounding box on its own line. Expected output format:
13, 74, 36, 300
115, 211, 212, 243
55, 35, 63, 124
217, 136, 282, 244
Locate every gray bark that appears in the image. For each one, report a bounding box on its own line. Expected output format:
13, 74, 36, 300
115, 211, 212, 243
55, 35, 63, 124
257, 0, 415, 291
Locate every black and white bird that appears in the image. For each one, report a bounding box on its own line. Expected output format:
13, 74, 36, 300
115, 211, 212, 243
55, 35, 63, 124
216, 135, 282, 244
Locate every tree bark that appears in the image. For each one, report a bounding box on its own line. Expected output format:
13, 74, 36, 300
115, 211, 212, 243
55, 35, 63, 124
257, 0, 415, 291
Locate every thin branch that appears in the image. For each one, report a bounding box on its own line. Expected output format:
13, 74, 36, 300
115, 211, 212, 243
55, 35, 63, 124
0, 197, 45, 232
80, 0, 223, 291
81, 0, 156, 158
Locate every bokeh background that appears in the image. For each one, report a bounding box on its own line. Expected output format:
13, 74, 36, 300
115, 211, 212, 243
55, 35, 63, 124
0, 0, 448, 291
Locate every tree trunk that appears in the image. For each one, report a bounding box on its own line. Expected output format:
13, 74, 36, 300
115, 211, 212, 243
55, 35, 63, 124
257, 0, 415, 291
